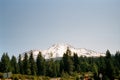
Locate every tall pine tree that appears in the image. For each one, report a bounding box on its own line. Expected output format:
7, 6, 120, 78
105, 50, 114, 79
18, 54, 23, 74
11, 55, 18, 74
0, 53, 11, 72
23, 53, 31, 75
73, 53, 80, 72
36, 52, 46, 76
63, 48, 74, 74
29, 51, 37, 75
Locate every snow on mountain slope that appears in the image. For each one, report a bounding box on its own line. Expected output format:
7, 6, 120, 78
21, 43, 105, 59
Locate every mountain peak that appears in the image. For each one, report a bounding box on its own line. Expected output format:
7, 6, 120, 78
51, 43, 73, 48
22, 43, 105, 60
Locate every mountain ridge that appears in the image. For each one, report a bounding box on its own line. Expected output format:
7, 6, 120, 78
21, 43, 105, 60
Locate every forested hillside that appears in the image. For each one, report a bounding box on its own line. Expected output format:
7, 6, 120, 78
0, 48, 120, 80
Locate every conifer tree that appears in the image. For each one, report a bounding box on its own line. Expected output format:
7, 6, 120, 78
18, 54, 23, 74
52, 62, 57, 77
55, 61, 60, 76
46, 59, 55, 77
115, 51, 120, 69
98, 56, 106, 75
11, 55, 18, 74
105, 50, 114, 79
114, 51, 120, 76
36, 52, 46, 76
29, 51, 37, 75
63, 48, 74, 74
60, 60, 64, 74
23, 53, 31, 75
106, 50, 111, 59
73, 53, 80, 72
0, 53, 11, 72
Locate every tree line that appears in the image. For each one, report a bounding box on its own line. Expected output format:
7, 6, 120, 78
0, 48, 120, 79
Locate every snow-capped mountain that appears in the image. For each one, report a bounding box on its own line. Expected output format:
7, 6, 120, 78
21, 43, 105, 60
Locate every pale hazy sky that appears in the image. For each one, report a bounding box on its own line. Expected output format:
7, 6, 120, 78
0, 0, 120, 57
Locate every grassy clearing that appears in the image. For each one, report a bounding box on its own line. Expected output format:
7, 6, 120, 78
0, 72, 120, 80
0, 73, 50, 80
0, 72, 92, 80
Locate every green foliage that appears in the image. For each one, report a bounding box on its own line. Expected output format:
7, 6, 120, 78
0, 53, 11, 72
18, 54, 23, 74
60, 60, 64, 74
1, 49, 120, 79
46, 59, 57, 77
29, 51, 37, 75
55, 61, 60, 76
11, 55, 18, 74
63, 48, 74, 74
105, 50, 114, 79
97, 56, 106, 72
61, 71, 70, 79
36, 51, 46, 76
73, 53, 80, 72
115, 51, 120, 69
61, 72, 81, 80
92, 63, 98, 75
23, 53, 31, 75
106, 50, 111, 59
